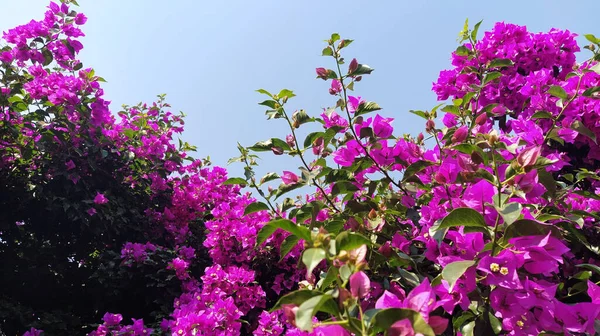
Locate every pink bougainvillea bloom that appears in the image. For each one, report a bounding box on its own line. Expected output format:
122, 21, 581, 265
314, 324, 350, 336
321, 110, 349, 131
387, 319, 415, 336
516, 145, 541, 168
329, 79, 342, 95
349, 271, 370, 298
376, 290, 403, 309
588, 280, 600, 304
509, 232, 569, 274
74, 13, 88, 25
348, 244, 367, 264
373, 114, 394, 138
429, 316, 449, 335
478, 250, 523, 289
23, 328, 43, 336
404, 278, 437, 317
94, 192, 108, 204
347, 96, 363, 114
65, 159, 76, 170
312, 137, 324, 155
87, 208, 97, 216
281, 171, 299, 185
102, 312, 123, 326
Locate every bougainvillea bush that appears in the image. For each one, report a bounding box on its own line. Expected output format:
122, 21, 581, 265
2, 1, 600, 336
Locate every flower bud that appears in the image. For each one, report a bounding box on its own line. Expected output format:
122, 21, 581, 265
315, 67, 328, 80
286, 134, 295, 148
349, 271, 371, 298
348, 58, 358, 74
282, 304, 298, 327
271, 146, 284, 155
451, 126, 468, 143
425, 119, 436, 133
475, 112, 488, 125
516, 146, 541, 168
417, 132, 424, 143
488, 130, 499, 146
378, 241, 393, 258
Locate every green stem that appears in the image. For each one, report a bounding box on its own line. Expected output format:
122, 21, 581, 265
331, 45, 408, 196
490, 144, 504, 256
241, 155, 279, 216
543, 75, 582, 143
280, 105, 341, 213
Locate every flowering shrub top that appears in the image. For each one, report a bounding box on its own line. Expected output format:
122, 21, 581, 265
229, 22, 600, 336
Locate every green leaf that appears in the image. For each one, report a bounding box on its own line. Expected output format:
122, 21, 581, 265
351, 64, 374, 76
256, 218, 311, 246
259, 100, 278, 109
531, 111, 553, 119
336, 231, 371, 252
488, 58, 513, 68
548, 86, 568, 100
497, 202, 522, 226
369, 308, 435, 336
331, 181, 359, 196
502, 219, 559, 241
295, 294, 339, 332
402, 160, 434, 182
471, 20, 483, 42
330, 33, 341, 43
280, 235, 300, 260
302, 248, 326, 280
461, 321, 476, 336
455, 45, 470, 56
409, 110, 428, 119
322, 46, 333, 56
442, 260, 475, 291
248, 139, 273, 152
488, 313, 502, 334
42, 48, 53, 66
441, 104, 460, 116
256, 88, 273, 98
278, 89, 296, 99
582, 86, 600, 97
324, 220, 344, 234
439, 208, 487, 229
244, 202, 269, 215
483, 72, 502, 85
320, 266, 339, 290
303, 132, 325, 148
275, 181, 306, 199
584, 34, 600, 44
223, 177, 247, 185
270, 290, 322, 312
260, 172, 280, 185
571, 120, 597, 144
355, 101, 382, 116
272, 138, 292, 151
576, 263, 600, 275
7, 96, 23, 104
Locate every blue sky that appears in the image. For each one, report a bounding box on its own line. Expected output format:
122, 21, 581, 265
2, 1, 599, 180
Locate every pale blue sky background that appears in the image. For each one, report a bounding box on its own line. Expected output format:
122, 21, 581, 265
2, 1, 599, 180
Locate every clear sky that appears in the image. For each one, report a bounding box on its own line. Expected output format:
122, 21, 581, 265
2, 1, 599, 179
